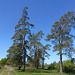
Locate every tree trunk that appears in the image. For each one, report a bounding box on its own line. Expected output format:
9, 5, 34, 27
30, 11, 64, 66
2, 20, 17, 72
23, 49, 26, 71
59, 29, 63, 73
37, 58, 39, 69
42, 50, 44, 69
37, 50, 39, 69
22, 35, 26, 71
60, 52, 63, 73
35, 51, 37, 70
59, 25, 63, 73
18, 65, 22, 70
42, 57, 44, 69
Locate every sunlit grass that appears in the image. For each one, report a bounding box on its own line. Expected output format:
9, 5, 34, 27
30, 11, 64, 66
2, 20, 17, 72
11, 70, 74, 75
11, 67, 75, 75
0, 66, 75, 75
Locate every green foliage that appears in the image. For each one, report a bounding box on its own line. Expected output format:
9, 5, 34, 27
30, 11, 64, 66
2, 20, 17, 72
48, 61, 58, 70
41, 44, 51, 58
0, 58, 7, 66
48, 64, 55, 70
5, 6, 75, 73
29, 31, 44, 69
63, 60, 75, 73
7, 7, 34, 71
46, 11, 75, 56
49, 60, 75, 73
45, 11, 75, 73
7, 43, 23, 66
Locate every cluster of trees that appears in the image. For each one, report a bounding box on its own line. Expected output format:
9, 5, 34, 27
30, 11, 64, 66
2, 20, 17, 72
6, 7, 50, 71
6, 7, 75, 73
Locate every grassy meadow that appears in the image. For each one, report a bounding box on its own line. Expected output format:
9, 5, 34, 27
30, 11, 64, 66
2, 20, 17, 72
0, 66, 74, 75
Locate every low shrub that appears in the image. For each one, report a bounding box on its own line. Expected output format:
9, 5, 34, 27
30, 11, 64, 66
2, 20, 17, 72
63, 60, 74, 73
48, 63, 57, 70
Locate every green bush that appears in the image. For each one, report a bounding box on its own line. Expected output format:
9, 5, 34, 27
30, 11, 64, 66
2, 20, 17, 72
63, 60, 74, 73
48, 65, 53, 70
48, 62, 57, 70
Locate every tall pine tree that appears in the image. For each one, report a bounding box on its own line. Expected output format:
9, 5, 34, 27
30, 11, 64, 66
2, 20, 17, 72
46, 11, 74, 73
11, 7, 34, 71
29, 31, 44, 69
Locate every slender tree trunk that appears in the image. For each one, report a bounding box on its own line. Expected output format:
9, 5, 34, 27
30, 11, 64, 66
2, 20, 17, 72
37, 58, 39, 69
42, 51, 44, 69
18, 65, 22, 70
23, 49, 26, 71
23, 35, 26, 71
37, 50, 39, 69
60, 51, 63, 73
42, 57, 44, 69
59, 25, 63, 73
59, 45, 63, 73
35, 51, 37, 70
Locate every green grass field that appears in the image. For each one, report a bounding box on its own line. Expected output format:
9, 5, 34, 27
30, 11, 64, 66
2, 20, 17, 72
0, 66, 75, 75
11, 70, 74, 75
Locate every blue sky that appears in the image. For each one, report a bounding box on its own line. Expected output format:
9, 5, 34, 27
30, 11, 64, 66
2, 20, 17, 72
0, 0, 75, 64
